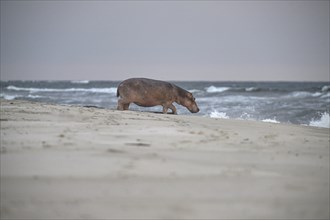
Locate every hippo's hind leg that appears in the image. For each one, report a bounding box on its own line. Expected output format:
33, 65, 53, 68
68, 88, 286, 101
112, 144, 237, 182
123, 103, 130, 110
117, 100, 124, 110
117, 99, 130, 111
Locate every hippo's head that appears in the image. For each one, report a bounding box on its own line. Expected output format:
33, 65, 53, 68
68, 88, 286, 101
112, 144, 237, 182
182, 92, 200, 113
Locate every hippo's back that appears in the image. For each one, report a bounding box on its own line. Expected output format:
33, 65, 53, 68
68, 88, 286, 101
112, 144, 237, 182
123, 78, 171, 88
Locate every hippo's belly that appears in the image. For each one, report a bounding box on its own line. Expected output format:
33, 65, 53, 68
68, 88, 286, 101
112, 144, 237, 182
133, 99, 164, 107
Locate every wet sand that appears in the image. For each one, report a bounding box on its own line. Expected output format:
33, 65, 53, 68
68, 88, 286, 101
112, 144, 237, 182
0, 99, 329, 219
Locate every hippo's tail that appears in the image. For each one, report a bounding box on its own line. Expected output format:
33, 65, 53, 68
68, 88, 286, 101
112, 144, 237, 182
117, 82, 124, 98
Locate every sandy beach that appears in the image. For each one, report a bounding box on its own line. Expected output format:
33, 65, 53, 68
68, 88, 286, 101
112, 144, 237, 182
0, 99, 329, 219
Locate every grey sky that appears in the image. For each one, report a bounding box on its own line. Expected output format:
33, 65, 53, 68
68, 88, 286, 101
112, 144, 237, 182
1, 1, 329, 81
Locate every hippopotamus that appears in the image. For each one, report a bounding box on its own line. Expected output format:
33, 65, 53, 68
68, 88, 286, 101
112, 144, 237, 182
116, 78, 199, 114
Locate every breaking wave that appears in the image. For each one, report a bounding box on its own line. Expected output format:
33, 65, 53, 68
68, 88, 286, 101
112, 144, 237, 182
245, 87, 260, 92
71, 80, 90, 84
204, 85, 330, 95
6, 86, 117, 94
321, 92, 330, 99
205, 86, 230, 93
0, 94, 41, 100
321, 85, 330, 92
0, 94, 18, 100
285, 91, 327, 98
261, 118, 280, 124
209, 110, 229, 119
309, 112, 330, 128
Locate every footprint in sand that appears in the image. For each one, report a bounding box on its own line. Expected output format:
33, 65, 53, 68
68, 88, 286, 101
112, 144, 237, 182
107, 148, 126, 154
125, 142, 151, 147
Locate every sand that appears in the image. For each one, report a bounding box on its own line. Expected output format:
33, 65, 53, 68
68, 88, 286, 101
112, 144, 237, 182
0, 99, 329, 219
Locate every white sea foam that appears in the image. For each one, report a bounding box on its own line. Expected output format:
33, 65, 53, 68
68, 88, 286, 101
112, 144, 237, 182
7, 86, 117, 94
71, 80, 90, 84
321, 85, 330, 92
27, 94, 42, 99
321, 92, 330, 99
290, 91, 313, 98
209, 110, 229, 119
188, 89, 202, 93
205, 86, 230, 93
239, 112, 252, 120
312, 92, 322, 97
286, 91, 324, 98
0, 93, 41, 100
1, 94, 19, 100
309, 112, 330, 128
261, 118, 280, 124
86, 88, 117, 94
245, 87, 259, 92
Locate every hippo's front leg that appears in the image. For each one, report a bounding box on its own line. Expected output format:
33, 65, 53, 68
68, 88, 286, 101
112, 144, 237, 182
169, 104, 177, 114
162, 103, 177, 114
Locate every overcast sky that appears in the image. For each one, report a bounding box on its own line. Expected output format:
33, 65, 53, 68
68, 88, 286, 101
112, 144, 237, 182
1, 1, 329, 81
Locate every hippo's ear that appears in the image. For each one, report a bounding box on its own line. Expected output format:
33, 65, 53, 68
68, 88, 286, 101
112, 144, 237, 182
187, 93, 193, 98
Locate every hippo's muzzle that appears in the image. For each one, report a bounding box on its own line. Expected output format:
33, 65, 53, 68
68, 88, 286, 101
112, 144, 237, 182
189, 105, 200, 113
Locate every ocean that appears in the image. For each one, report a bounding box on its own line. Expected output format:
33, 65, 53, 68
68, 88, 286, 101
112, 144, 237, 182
1, 80, 329, 128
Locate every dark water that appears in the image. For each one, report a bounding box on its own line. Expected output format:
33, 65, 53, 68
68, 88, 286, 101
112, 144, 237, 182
1, 80, 329, 128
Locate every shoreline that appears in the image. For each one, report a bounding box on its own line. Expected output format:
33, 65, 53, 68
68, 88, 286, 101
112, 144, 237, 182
1, 99, 329, 219
1, 97, 328, 129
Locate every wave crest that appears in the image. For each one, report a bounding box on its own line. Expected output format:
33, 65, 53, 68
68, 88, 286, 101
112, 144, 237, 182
205, 86, 230, 93
261, 118, 280, 124
71, 80, 90, 84
209, 110, 229, 119
321, 85, 330, 92
6, 86, 117, 94
309, 112, 330, 128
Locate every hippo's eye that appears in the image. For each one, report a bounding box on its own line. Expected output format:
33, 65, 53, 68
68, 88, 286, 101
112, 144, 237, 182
193, 97, 195, 101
